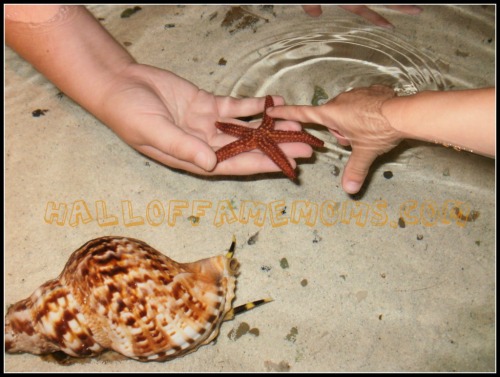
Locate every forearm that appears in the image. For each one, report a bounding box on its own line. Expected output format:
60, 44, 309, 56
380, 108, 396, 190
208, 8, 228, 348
5, 5, 135, 116
381, 88, 495, 157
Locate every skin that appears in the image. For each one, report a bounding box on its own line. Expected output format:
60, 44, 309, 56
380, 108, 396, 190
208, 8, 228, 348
267, 85, 495, 194
4, 4, 426, 180
5, 5, 313, 177
302, 5, 423, 28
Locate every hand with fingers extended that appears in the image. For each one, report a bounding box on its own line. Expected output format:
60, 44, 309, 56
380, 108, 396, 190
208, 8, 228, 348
7, 5, 492, 187
96, 65, 317, 177
301, 4, 422, 28
268, 85, 401, 194
5, 5, 318, 178
267, 85, 495, 194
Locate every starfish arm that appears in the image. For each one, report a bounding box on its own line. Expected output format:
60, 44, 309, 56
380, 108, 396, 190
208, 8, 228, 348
215, 122, 253, 138
213, 94, 324, 180
215, 137, 258, 162
259, 95, 276, 131
257, 137, 297, 180
268, 130, 325, 147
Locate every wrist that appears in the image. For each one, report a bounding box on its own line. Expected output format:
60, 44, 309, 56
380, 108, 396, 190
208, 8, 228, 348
380, 94, 408, 138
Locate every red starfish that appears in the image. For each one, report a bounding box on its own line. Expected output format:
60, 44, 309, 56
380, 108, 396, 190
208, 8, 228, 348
215, 95, 324, 180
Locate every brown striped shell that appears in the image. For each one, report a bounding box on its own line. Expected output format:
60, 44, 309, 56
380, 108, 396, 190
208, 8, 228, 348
4, 236, 243, 362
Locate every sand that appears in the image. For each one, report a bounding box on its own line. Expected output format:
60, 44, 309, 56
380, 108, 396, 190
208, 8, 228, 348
4, 5, 495, 372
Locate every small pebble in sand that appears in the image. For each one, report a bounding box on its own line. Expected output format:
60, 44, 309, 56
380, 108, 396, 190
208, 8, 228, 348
398, 217, 406, 228
32, 109, 49, 117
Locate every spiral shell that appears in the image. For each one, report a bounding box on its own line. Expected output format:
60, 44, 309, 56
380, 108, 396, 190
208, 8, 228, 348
5, 236, 265, 362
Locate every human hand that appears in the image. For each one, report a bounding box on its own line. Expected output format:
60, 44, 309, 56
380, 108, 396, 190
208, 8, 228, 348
301, 5, 422, 28
267, 85, 402, 194
97, 63, 315, 177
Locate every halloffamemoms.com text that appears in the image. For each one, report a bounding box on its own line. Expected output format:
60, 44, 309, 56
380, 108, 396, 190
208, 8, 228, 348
44, 199, 479, 228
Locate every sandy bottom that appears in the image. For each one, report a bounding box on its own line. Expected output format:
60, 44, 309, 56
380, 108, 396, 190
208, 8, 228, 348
4, 5, 495, 372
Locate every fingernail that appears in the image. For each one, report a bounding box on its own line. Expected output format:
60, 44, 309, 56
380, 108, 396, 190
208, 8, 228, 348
344, 180, 361, 194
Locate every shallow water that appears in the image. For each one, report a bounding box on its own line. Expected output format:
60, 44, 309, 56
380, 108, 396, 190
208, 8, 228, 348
218, 21, 446, 99
4, 5, 495, 372
216, 16, 454, 168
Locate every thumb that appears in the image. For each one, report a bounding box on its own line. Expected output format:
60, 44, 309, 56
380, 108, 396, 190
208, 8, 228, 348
144, 127, 217, 172
341, 147, 380, 194
172, 133, 217, 171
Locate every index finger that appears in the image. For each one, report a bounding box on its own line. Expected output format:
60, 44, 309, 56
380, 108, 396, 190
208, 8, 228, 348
216, 95, 285, 119
266, 104, 326, 125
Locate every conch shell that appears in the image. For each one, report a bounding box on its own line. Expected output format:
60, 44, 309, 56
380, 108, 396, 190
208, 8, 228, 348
5, 236, 268, 362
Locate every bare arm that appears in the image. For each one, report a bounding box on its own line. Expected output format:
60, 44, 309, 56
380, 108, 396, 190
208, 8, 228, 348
267, 85, 495, 194
382, 88, 495, 157
5, 5, 317, 176
5, 5, 134, 119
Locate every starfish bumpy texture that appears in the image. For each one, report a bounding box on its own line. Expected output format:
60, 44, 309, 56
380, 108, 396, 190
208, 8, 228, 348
215, 95, 324, 180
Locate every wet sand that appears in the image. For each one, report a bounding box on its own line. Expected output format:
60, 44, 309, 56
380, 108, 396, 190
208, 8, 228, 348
4, 5, 495, 372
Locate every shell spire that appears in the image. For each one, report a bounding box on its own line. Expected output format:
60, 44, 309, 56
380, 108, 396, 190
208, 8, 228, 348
5, 236, 270, 362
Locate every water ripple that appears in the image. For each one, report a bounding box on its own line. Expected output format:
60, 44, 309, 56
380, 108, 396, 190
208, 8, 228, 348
218, 21, 446, 103
216, 21, 447, 165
